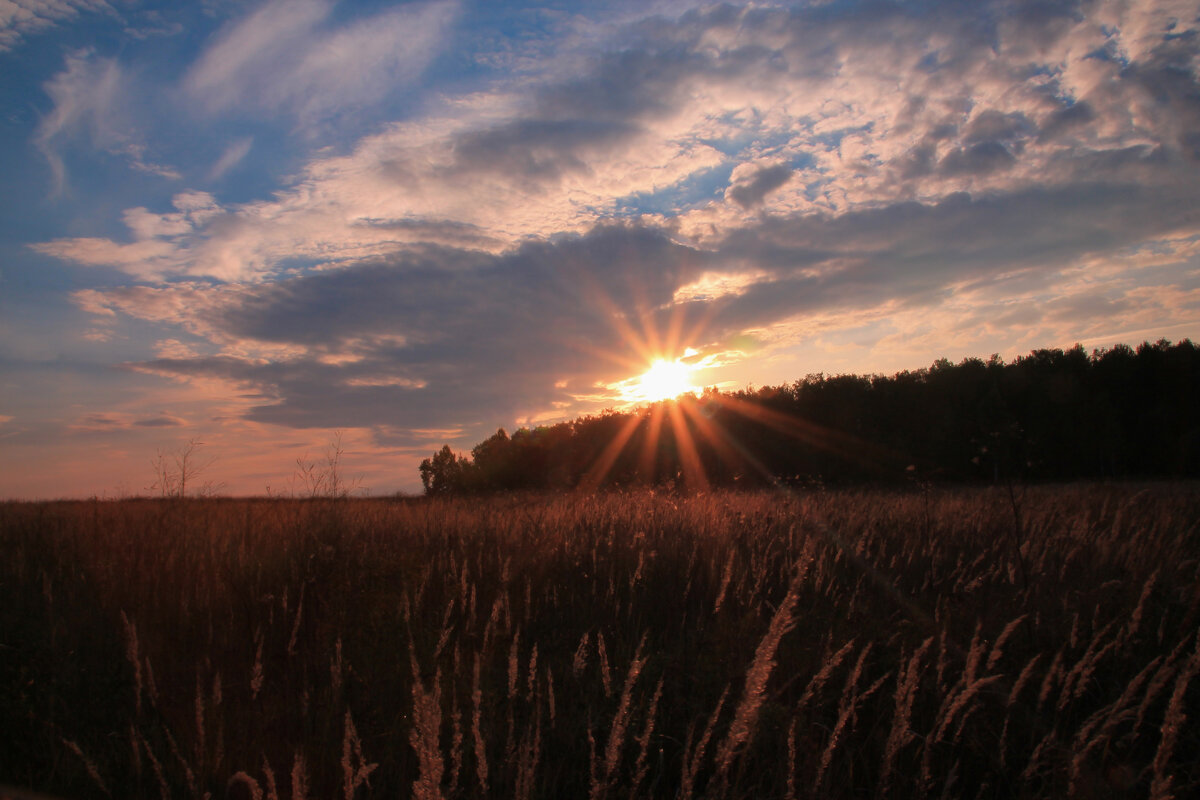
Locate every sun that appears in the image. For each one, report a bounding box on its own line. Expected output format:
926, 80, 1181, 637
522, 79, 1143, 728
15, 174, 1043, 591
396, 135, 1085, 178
635, 358, 696, 402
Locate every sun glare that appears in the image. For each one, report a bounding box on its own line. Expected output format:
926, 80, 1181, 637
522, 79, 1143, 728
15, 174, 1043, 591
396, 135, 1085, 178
635, 358, 696, 402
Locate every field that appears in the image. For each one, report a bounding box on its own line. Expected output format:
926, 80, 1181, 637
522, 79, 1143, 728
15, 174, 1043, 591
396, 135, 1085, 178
2, 484, 1199, 799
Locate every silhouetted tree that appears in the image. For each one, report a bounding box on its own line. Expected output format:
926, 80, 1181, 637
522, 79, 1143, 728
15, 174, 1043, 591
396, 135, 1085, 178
472, 428, 514, 490
419, 445, 471, 495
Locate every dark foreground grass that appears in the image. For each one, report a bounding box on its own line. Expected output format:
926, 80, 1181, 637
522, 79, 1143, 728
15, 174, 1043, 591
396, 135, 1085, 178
2, 484, 1198, 799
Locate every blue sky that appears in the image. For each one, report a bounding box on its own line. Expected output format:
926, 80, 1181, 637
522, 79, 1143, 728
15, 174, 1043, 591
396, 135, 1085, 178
2, 0, 1199, 497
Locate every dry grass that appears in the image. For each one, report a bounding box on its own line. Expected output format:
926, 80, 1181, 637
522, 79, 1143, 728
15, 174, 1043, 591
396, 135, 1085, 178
2, 483, 1199, 798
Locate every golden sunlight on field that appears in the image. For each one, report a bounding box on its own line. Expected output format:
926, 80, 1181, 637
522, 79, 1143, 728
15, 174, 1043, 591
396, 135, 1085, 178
3, 485, 1199, 798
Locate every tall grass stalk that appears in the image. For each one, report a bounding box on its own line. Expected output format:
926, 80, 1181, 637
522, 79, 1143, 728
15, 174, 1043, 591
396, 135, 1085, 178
3, 485, 1198, 798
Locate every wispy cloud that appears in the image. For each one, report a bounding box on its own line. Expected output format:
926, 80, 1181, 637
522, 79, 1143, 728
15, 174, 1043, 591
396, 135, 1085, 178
208, 136, 253, 180
185, 0, 459, 128
35, 48, 179, 192
34, 49, 123, 193
70, 411, 188, 433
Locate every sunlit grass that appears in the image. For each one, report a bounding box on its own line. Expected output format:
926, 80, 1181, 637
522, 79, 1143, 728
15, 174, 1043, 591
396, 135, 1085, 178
2, 484, 1199, 798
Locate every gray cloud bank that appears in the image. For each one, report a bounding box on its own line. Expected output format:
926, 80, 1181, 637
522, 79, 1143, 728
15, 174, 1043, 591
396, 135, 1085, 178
130, 167, 1200, 441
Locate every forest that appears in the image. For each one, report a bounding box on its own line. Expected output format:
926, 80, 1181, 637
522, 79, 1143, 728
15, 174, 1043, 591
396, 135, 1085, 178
419, 339, 1200, 494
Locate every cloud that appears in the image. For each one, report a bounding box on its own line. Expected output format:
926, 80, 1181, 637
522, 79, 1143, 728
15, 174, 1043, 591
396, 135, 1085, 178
89, 167, 1200, 439
134, 414, 188, 427
728, 163, 793, 208
95, 224, 702, 434
34, 191, 227, 280
704, 179, 1200, 335
208, 136, 253, 180
69, 411, 188, 433
34, 49, 123, 192
33, 236, 183, 279
1036, 102, 1095, 144
0, 0, 110, 52
963, 110, 1035, 145
184, 0, 329, 114
937, 142, 1016, 177
38, 0, 1200, 449
40, 1, 1200, 274
34, 48, 179, 192
185, 0, 459, 127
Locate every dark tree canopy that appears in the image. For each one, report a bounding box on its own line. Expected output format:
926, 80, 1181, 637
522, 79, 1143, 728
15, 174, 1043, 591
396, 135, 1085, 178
418, 445, 471, 495
418, 340, 1200, 494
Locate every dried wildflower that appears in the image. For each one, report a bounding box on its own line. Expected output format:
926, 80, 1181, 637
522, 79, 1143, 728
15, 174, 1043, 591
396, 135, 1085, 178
341, 710, 378, 800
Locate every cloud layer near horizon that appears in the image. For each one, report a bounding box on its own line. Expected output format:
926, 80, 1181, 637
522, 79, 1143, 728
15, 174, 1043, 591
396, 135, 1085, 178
4, 0, 1200, 496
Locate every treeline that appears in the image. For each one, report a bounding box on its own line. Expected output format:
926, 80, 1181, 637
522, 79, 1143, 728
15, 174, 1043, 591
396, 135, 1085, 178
419, 339, 1200, 493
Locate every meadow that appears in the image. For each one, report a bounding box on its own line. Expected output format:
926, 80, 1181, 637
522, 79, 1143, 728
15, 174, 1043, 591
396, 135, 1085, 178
2, 483, 1198, 799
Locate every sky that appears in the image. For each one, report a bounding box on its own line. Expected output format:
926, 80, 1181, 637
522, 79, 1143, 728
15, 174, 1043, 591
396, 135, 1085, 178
1, 0, 1199, 498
